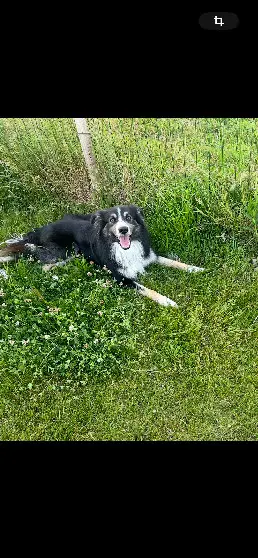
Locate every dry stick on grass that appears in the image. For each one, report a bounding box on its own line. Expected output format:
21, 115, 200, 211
73, 118, 99, 196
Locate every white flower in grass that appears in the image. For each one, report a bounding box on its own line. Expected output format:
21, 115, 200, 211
69, 324, 76, 332
44, 334, 51, 340
22, 339, 30, 345
2, 302, 7, 307
52, 275, 59, 281
9, 340, 15, 346
15, 321, 20, 326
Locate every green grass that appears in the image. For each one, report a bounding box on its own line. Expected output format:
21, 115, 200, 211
0, 118, 258, 440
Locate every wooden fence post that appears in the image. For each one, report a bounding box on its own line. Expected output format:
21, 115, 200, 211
73, 118, 99, 193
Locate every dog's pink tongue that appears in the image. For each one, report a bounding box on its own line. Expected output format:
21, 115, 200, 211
119, 235, 130, 249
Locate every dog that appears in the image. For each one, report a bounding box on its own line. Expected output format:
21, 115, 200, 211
0, 204, 204, 307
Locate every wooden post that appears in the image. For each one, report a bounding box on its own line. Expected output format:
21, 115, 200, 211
73, 118, 99, 192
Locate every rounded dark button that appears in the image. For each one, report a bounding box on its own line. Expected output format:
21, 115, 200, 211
199, 12, 239, 31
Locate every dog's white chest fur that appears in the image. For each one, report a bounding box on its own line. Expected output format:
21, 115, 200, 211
111, 240, 156, 279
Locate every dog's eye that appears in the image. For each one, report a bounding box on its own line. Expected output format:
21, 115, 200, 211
126, 214, 132, 222
109, 217, 116, 224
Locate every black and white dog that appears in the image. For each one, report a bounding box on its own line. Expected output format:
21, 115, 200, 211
0, 205, 204, 307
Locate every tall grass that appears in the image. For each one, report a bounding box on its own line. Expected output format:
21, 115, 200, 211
0, 119, 90, 207
89, 118, 258, 249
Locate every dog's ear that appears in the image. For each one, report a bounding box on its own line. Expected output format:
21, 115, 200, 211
90, 210, 105, 231
135, 206, 144, 224
91, 211, 101, 225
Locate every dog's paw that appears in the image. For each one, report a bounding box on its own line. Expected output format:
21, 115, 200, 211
158, 294, 178, 308
187, 265, 205, 273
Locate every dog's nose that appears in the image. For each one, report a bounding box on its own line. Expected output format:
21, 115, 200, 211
118, 226, 129, 234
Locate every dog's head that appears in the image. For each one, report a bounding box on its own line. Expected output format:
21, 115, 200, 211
91, 205, 144, 250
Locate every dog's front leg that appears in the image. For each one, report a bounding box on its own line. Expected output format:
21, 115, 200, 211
134, 282, 178, 308
156, 256, 204, 273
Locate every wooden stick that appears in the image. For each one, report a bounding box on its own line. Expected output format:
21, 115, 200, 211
73, 118, 99, 193
157, 256, 204, 273
134, 282, 178, 307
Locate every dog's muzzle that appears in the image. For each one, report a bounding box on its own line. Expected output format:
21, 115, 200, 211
118, 226, 131, 249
